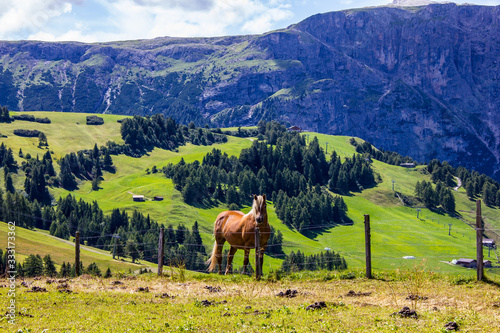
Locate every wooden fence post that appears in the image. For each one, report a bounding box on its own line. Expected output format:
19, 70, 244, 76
158, 228, 164, 276
364, 215, 372, 279
476, 200, 483, 281
255, 227, 261, 280
75, 231, 80, 276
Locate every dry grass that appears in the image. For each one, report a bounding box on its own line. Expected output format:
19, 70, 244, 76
2, 272, 500, 332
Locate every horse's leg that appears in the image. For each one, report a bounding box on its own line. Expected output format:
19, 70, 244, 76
225, 246, 237, 275
242, 248, 250, 275
216, 240, 225, 275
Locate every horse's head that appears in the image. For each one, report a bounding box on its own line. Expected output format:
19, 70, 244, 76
252, 194, 267, 225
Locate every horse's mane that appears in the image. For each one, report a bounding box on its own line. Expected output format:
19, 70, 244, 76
244, 195, 265, 218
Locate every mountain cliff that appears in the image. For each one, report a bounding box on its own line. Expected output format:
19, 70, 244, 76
0, 3, 499, 179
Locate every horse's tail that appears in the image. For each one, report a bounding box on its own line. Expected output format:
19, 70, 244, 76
206, 241, 218, 272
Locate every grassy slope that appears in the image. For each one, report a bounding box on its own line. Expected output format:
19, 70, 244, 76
0, 222, 150, 273
1, 112, 498, 277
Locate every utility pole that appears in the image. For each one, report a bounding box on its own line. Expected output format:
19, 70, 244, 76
158, 228, 164, 276
112, 234, 119, 259
392, 180, 396, 191
255, 227, 261, 280
476, 199, 483, 281
325, 142, 329, 155
448, 224, 452, 236
364, 215, 372, 279
416, 208, 421, 219
75, 231, 80, 276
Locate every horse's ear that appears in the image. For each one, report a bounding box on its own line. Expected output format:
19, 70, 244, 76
262, 194, 266, 202
253, 194, 257, 201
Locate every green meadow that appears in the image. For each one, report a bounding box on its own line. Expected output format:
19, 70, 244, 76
0, 111, 498, 278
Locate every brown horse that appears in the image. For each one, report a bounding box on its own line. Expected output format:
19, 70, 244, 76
207, 194, 270, 275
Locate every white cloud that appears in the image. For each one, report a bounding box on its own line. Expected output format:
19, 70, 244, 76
22, 0, 293, 42
14, 0, 499, 43
0, 0, 78, 39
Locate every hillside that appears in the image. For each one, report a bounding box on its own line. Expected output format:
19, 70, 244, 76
0, 221, 149, 274
0, 111, 498, 278
0, 4, 499, 180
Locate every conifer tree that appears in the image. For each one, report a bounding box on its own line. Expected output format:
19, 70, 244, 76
23, 254, 44, 277
43, 254, 57, 277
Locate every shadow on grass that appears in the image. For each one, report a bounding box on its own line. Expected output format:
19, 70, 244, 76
483, 275, 500, 288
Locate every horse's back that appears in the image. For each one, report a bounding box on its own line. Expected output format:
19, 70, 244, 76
214, 210, 244, 237
215, 210, 244, 221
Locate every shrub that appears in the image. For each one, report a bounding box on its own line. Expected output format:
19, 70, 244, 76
13, 129, 42, 137
86, 115, 104, 125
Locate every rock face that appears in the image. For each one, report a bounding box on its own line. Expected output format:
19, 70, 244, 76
0, 4, 499, 179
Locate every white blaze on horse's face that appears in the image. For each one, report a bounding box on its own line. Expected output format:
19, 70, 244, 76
253, 194, 266, 225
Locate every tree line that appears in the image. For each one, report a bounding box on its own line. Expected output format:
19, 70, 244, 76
119, 114, 227, 157
0, 106, 11, 123
280, 250, 347, 273
164, 121, 374, 234
58, 143, 114, 190
20, 151, 55, 205
0, 187, 213, 269
427, 159, 500, 208
3, 251, 111, 278
351, 138, 418, 166
414, 180, 456, 212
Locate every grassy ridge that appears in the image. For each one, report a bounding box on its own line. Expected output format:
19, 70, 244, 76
0, 222, 149, 273
0, 112, 498, 277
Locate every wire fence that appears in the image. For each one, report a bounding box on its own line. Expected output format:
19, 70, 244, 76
2, 204, 499, 277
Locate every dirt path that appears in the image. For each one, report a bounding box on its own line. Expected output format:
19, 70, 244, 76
43, 232, 113, 257
453, 177, 462, 191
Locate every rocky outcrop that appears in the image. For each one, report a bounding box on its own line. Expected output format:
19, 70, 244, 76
0, 4, 499, 179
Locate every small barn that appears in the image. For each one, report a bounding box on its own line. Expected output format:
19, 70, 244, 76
484, 260, 492, 268
400, 163, 416, 168
287, 125, 303, 132
133, 195, 145, 202
153, 196, 164, 201
456, 258, 477, 268
483, 238, 496, 248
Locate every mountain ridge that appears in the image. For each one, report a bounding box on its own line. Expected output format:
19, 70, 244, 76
0, 3, 499, 179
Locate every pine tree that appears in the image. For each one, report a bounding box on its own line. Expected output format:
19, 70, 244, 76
165, 225, 176, 249
176, 224, 187, 245
442, 192, 456, 213
466, 180, 474, 199
43, 254, 57, 277
38, 132, 48, 147
60, 158, 77, 189
104, 267, 112, 278
191, 221, 205, 255
59, 262, 68, 277
86, 262, 102, 276
126, 239, 139, 263
92, 143, 100, 160
5, 172, 14, 194
92, 176, 99, 191
414, 181, 422, 198
23, 254, 44, 277
336, 171, 349, 195
226, 186, 239, 208
103, 150, 113, 170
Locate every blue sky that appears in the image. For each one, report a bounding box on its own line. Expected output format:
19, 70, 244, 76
0, 0, 498, 42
